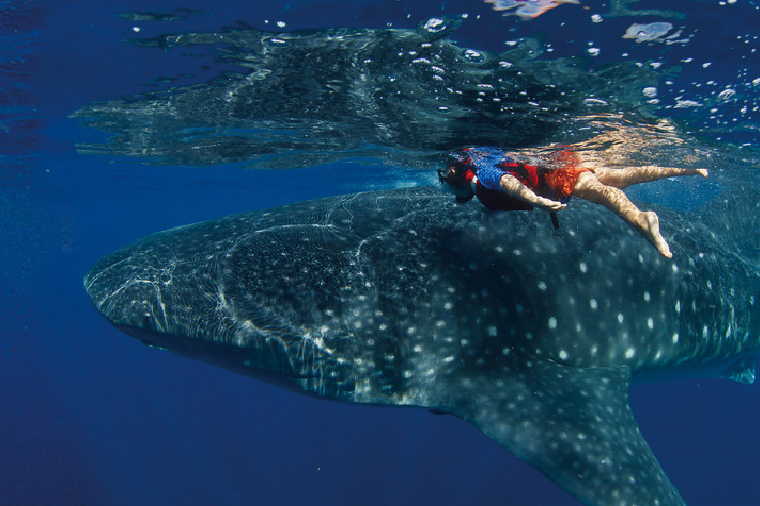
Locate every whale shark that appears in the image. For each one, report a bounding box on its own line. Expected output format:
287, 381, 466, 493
84, 185, 759, 506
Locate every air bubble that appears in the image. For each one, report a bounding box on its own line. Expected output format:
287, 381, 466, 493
642, 87, 658, 98
464, 49, 485, 63
421, 17, 447, 33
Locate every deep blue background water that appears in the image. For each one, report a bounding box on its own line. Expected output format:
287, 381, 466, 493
3, 0, 760, 505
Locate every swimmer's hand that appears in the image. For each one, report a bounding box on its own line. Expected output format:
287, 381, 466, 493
533, 196, 567, 212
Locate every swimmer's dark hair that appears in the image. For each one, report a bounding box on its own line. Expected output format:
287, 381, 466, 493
437, 162, 471, 189
438, 162, 475, 204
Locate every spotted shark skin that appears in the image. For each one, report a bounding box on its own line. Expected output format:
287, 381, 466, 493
84, 186, 759, 506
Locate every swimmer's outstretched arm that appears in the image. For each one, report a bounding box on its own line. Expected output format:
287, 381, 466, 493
499, 173, 567, 212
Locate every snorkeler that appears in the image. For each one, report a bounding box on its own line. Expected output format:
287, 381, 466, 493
438, 147, 708, 258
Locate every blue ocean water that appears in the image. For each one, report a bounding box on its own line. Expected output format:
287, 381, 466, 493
3, 0, 760, 505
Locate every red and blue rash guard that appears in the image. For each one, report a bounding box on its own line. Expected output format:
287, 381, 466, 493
453, 148, 519, 190
452, 147, 594, 207
451, 147, 557, 211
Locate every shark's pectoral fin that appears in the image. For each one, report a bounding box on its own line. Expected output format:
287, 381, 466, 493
444, 357, 684, 506
721, 357, 756, 384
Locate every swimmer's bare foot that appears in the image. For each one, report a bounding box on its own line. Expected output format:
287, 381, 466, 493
641, 211, 672, 258
696, 168, 708, 178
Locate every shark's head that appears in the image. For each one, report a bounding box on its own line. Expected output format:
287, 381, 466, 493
83, 225, 314, 388
84, 227, 207, 343
84, 247, 165, 335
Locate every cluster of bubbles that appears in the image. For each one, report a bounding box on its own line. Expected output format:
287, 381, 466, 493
484, 0, 579, 20
622, 22, 682, 44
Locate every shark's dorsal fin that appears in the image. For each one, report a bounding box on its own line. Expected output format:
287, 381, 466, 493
443, 357, 685, 506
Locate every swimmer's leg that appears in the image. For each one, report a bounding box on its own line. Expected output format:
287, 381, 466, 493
573, 172, 672, 258
593, 165, 708, 190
